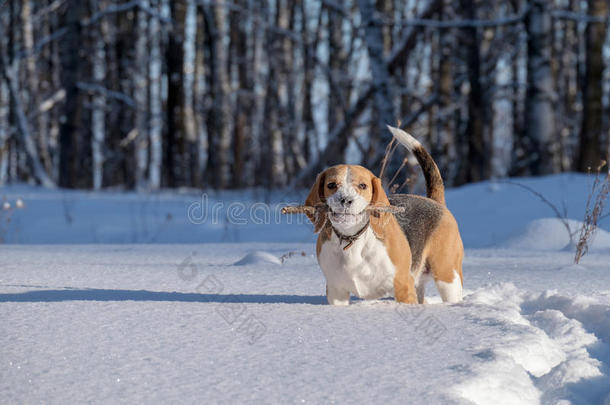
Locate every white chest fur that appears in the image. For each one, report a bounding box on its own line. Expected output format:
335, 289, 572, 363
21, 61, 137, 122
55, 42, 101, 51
318, 228, 396, 300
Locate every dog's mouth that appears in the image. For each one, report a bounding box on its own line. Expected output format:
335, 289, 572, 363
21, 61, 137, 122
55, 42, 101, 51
329, 209, 366, 223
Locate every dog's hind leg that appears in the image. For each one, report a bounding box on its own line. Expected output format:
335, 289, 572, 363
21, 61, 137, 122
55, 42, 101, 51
415, 271, 431, 304
416, 281, 426, 304
434, 269, 462, 303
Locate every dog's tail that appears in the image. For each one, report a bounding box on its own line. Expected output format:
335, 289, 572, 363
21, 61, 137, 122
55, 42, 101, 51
386, 125, 445, 206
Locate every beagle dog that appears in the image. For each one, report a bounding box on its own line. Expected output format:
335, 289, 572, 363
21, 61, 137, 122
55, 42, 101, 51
305, 126, 463, 305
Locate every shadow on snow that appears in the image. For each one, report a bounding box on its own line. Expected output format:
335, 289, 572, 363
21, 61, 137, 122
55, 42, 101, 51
0, 288, 326, 305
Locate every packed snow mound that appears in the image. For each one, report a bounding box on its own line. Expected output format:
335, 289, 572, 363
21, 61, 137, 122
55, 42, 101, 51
233, 251, 282, 266
501, 218, 610, 252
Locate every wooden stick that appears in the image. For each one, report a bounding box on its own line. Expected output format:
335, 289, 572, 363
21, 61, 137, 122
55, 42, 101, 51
281, 205, 405, 215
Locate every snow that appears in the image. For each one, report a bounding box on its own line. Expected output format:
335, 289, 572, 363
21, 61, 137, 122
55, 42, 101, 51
503, 218, 610, 252
1, 173, 609, 404
233, 251, 283, 266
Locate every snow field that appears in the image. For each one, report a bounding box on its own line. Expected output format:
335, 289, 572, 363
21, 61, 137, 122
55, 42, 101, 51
1, 244, 609, 404
1, 173, 610, 403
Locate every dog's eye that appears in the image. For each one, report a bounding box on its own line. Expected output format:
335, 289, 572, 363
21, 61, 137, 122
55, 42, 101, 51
358, 183, 367, 190
327, 182, 337, 189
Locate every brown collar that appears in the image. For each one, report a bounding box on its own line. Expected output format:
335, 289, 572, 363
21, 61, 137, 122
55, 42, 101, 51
332, 221, 370, 251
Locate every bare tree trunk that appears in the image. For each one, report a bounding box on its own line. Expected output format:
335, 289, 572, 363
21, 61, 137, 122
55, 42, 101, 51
0, 59, 55, 187
356, 0, 399, 177
134, 2, 149, 189
195, 9, 208, 186
454, 0, 489, 184
327, 2, 348, 163
577, 0, 607, 170
21, 0, 52, 174
183, 0, 199, 186
378, 0, 394, 52
204, 0, 232, 188
165, 1, 185, 187
525, 0, 557, 175
295, 0, 441, 185
148, 0, 164, 189
301, 1, 321, 164
91, 3, 106, 190
58, 0, 86, 188
0, 72, 8, 185
281, 0, 302, 180
229, 0, 252, 188
436, 0, 456, 183
261, 0, 288, 187
251, 2, 267, 184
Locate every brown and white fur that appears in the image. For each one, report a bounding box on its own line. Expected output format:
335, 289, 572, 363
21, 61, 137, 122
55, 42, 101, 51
305, 126, 463, 305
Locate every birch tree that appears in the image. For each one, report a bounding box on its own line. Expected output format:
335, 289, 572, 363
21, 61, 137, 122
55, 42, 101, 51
525, 0, 557, 175
148, 0, 163, 189
91, 18, 106, 190
134, 2, 149, 189
0, 0, 607, 190
183, 0, 199, 185
356, 0, 399, 176
327, 2, 349, 163
21, 0, 52, 173
205, 0, 232, 189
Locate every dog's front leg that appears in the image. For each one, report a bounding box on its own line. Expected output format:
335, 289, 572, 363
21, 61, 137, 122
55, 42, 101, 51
394, 271, 417, 304
326, 284, 350, 306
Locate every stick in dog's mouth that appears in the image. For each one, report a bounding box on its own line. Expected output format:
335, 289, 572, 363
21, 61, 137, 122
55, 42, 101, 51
280, 205, 405, 215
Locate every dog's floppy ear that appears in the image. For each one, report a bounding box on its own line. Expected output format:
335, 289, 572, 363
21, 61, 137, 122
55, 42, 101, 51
370, 176, 390, 207
370, 176, 391, 239
305, 171, 327, 233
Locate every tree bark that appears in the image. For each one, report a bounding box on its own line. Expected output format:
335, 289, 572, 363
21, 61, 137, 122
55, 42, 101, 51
58, 0, 86, 188
91, 1, 106, 190
576, 0, 607, 171
0, 59, 55, 187
229, 0, 252, 188
134, 2, 149, 189
295, 0, 441, 185
204, 0, 232, 189
356, 0, 399, 177
183, 0, 199, 186
525, 0, 557, 175
165, 1, 186, 187
148, 0, 164, 189
455, 0, 489, 184
21, 0, 53, 174
327, 1, 348, 163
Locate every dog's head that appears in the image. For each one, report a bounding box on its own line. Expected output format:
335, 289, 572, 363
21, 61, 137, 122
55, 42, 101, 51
305, 165, 390, 235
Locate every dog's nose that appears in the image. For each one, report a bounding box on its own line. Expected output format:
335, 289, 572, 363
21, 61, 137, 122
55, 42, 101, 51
340, 197, 353, 207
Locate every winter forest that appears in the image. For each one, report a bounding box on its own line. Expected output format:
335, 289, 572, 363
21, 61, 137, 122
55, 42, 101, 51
0, 0, 608, 190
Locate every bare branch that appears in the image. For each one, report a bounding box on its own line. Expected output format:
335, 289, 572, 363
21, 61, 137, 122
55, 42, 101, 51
395, 9, 527, 28
0, 59, 55, 187
575, 166, 610, 263
552, 9, 608, 24
17, 27, 69, 60
294, 0, 443, 185
83, 0, 173, 27
500, 180, 575, 240
76, 82, 136, 107
33, 0, 66, 23
39, 89, 67, 113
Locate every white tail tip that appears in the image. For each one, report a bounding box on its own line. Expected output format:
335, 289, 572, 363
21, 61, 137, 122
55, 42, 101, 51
386, 125, 421, 150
